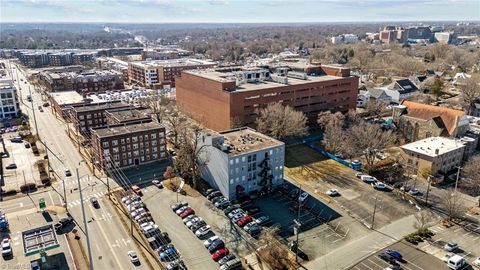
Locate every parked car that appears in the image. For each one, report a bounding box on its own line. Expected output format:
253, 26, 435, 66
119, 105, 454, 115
378, 253, 397, 264
207, 239, 225, 253
355, 172, 363, 178
10, 136, 22, 143
183, 215, 198, 224
64, 169, 72, 177
160, 245, 179, 261
212, 248, 229, 261
24, 142, 31, 148
190, 221, 207, 233
139, 222, 155, 230
373, 182, 387, 190
215, 199, 231, 209
386, 249, 402, 260
444, 242, 458, 252
207, 191, 222, 201
186, 217, 204, 229
237, 215, 253, 227
127, 250, 139, 263
246, 206, 260, 215
2, 238, 12, 257
220, 258, 242, 270
134, 212, 152, 222
361, 175, 376, 183
152, 180, 163, 188
6, 163, 17, 169
255, 216, 271, 226
171, 202, 188, 212
326, 189, 339, 196
131, 185, 142, 196
228, 209, 245, 219
142, 224, 160, 235
175, 206, 190, 215
213, 197, 228, 206
218, 254, 236, 266
232, 213, 247, 223
203, 235, 220, 248
203, 188, 217, 196
90, 197, 100, 208
408, 189, 422, 196
223, 205, 240, 215
179, 208, 195, 218
298, 192, 309, 203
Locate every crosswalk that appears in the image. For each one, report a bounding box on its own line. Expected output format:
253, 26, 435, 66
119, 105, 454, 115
58, 176, 94, 190
67, 190, 108, 208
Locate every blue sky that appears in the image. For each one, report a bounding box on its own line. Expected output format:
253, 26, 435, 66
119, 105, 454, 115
1, 0, 479, 23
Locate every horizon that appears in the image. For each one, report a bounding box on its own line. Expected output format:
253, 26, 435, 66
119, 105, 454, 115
1, 0, 478, 23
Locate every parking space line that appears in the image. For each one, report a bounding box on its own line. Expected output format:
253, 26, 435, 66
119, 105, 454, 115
360, 262, 374, 270
454, 227, 463, 232
366, 258, 387, 269
462, 232, 471, 237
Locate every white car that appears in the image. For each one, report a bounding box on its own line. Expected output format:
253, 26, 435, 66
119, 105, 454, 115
140, 222, 155, 230
444, 242, 458, 252
361, 175, 376, 183
152, 180, 163, 188
373, 182, 386, 190
326, 189, 339, 196
142, 224, 160, 235
2, 238, 12, 257
203, 235, 220, 248
176, 206, 189, 215
228, 209, 244, 219
127, 250, 139, 263
195, 225, 211, 238
298, 192, 309, 203
131, 208, 146, 218
473, 257, 480, 266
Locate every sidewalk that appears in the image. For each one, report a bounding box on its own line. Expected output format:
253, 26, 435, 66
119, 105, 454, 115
303, 215, 417, 270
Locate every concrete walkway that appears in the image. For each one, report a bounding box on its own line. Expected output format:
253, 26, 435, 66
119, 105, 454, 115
303, 214, 417, 270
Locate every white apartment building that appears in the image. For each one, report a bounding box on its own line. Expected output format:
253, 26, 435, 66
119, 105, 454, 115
199, 127, 285, 200
0, 78, 20, 119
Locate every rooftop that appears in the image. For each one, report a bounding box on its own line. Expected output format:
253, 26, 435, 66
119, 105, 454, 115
92, 122, 163, 138
22, 224, 60, 256
184, 68, 342, 92
107, 108, 151, 122
218, 127, 284, 156
50, 91, 90, 105
130, 58, 215, 68
401, 136, 465, 157
73, 102, 130, 113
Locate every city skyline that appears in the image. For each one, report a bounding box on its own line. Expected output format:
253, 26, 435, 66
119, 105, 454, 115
1, 0, 479, 23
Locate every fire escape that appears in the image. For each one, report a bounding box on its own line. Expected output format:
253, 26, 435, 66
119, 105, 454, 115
258, 153, 273, 187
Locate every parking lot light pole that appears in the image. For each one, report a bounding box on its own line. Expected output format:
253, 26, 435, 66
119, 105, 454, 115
425, 175, 433, 205
453, 166, 462, 196
371, 197, 378, 230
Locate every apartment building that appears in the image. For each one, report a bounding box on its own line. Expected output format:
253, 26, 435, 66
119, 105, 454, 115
105, 108, 151, 125
176, 63, 359, 131
0, 79, 20, 119
71, 102, 131, 135
39, 69, 124, 92
128, 59, 215, 89
141, 46, 192, 60
16, 50, 96, 68
199, 127, 285, 200
91, 122, 167, 171
400, 136, 465, 176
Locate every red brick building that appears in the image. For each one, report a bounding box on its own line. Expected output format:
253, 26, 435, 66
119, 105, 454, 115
176, 64, 358, 131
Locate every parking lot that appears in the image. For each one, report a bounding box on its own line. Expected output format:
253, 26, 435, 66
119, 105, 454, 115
419, 222, 480, 268
350, 241, 447, 270
284, 144, 417, 229
1, 132, 44, 191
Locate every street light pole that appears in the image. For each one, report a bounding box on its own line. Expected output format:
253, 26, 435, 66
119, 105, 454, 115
425, 175, 432, 205
371, 197, 378, 230
454, 166, 462, 195
77, 168, 94, 270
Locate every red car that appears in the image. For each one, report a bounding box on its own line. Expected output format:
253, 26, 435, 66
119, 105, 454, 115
237, 215, 253, 227
212, 248, 229, 261
179, 208, 195, 218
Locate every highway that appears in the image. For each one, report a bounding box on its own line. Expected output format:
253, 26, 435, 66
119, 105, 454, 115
4, 60, 152, 270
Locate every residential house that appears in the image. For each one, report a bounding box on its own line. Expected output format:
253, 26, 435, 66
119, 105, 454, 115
357, 90, 370, 108
382, 79, 419, 103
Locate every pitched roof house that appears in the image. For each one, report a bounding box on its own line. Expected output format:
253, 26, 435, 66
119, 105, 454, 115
379, 79, 419, 103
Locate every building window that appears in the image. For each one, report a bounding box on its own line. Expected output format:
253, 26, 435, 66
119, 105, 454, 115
152, 140, 157, 146
112, 140, 118, 146
235, 158, 239, 164
121, 139, 125, 144
102, 142, 109, 148
151, 133, 156, 139
153, 154, 158, 159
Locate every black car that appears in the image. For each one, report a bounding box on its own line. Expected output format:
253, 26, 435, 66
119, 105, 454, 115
246, 206, 260, 215
190, 221, 207, 232
223, 205, 240, 215
207, 239, 225, 254
59, 216, 74, 226
248, 225, 262, 237
90, 197, 100, 208
207, 191, 222, 201
378, 253, 397, 264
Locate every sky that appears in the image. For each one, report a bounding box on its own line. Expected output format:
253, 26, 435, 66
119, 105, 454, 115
1, 0, 479, 23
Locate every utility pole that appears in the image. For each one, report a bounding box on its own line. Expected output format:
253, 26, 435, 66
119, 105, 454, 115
77, 168, 94, 270
63, 176, 67, 208
425, 175, 432, 205
371, 197, 378, 230
28, 85, 40, 139
294, 184, 302, 263
454, 166, 462, 195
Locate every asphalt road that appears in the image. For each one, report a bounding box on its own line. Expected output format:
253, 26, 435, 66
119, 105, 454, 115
4, 61, 151, 270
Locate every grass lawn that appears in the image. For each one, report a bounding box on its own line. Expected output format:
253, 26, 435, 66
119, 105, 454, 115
285, 144, 349, 183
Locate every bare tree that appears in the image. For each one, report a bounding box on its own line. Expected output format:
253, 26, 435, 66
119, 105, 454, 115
461, 74, 480, 115
441, 189, 466, 221
462, 155, 480, 206
317, 111, 346, 154
365, 100, 388, 117
173, 125, 208, 190
414, 210, 437, 230
230, 116, 245, 129
257, 227, 296, 269
343, 122, 397, 173
255, 103, 308, 139
163, 166, 175, 179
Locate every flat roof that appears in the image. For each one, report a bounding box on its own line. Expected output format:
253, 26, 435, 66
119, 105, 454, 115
22, 224, 60, 256
107, 108, 151, 121
73, 102, 130, 113
130, 58, 215, 68
219, 127, 284, 156
184, 69, 342, 92
50, 91, 86, 105
401, 136, 465, 157
92, 122, 162, 138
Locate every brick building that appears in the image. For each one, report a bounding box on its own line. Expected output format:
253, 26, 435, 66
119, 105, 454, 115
40, 69, 124, 92
393, 101, 469, 142
16, 50, 95, 68
91, 122, 167, 171
71, 102, 131, 135
105, 108, 151, 125
128, 59, 215, 89
176, 64, 359, 131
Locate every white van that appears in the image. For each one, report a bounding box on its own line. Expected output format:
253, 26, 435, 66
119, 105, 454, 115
360, 175, 376, 183
447, 255, 466, 270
